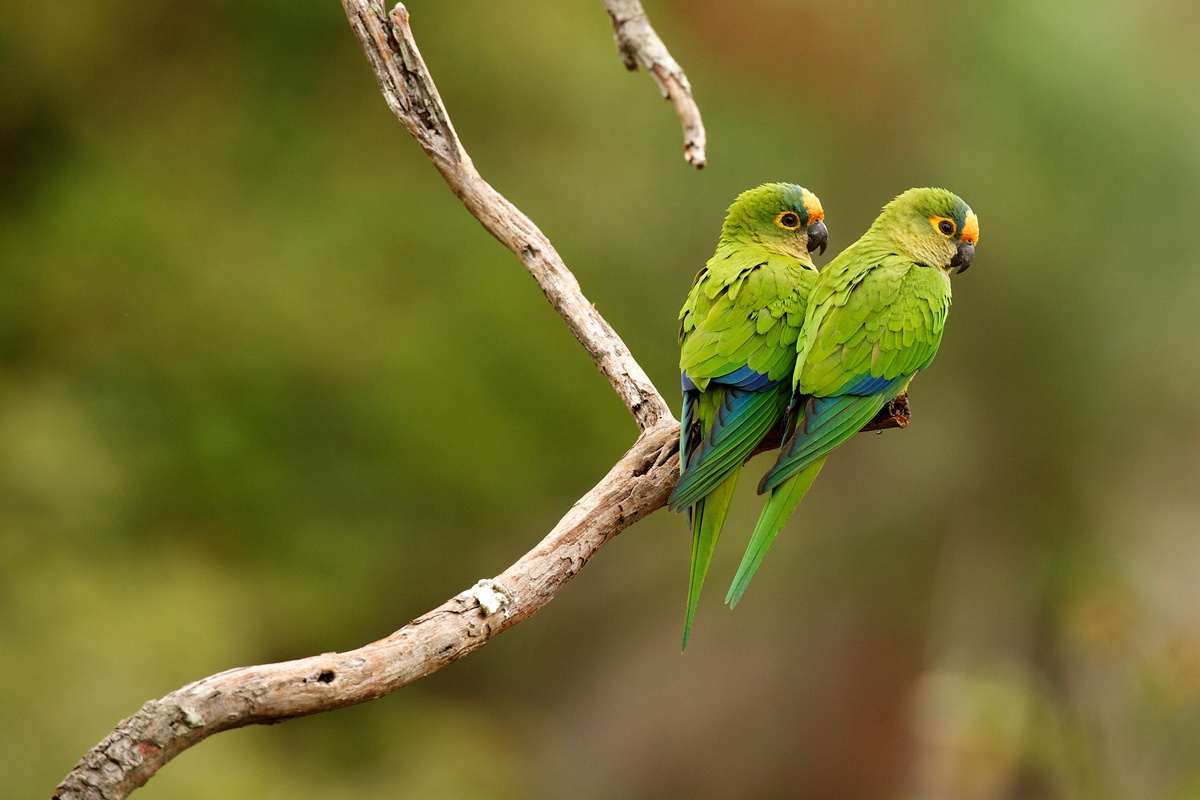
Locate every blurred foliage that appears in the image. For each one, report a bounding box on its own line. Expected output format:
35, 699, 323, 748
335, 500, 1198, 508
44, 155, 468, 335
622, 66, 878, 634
4, 0, 1200, 798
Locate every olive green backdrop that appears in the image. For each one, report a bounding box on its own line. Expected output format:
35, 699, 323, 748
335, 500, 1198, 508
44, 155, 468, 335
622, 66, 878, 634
4, 1, 1200, 798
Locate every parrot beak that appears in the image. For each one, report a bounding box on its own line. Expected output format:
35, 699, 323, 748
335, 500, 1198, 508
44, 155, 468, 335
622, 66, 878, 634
806, 219, 828, 256
950, 240, 974, 274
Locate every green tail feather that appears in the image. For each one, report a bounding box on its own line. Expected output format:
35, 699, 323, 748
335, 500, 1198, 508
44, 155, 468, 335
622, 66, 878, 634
682, 468, 741, 650
725, 456, 827, 608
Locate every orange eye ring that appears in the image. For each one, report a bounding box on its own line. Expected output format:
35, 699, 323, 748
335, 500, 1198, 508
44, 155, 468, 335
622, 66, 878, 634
775, 211, 804, 230
931, 216, 957, 238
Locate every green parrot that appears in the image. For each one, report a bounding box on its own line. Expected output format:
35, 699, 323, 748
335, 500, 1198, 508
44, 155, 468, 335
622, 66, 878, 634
668, 183, 829, 649
726, 187, 979, 607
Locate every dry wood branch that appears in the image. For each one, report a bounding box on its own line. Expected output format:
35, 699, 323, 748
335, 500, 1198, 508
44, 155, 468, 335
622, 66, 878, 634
55, 3, 682, 797
53, 424, 680, 800
860, 391, 911, 432
53, 3, 914, 795
605, 0, 707, 168
348, 0, 671, 431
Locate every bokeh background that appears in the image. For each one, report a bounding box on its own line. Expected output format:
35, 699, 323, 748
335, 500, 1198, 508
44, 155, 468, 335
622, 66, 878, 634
4, 1, 1200, 797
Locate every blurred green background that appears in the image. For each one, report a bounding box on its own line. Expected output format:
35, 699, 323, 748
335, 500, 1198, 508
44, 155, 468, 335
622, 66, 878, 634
4, 1, 1200, 797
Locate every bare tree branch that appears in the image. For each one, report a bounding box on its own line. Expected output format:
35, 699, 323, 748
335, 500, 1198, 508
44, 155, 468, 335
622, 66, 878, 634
350, 0, 672, 432
53, 3, 685, 798
53, 3, 917, 795
54, 424, 678, 800
605, 0, 707, 169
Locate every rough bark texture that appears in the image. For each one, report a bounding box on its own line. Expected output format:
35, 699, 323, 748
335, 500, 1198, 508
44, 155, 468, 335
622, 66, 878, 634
347, 0, 671, 432
53, 2, 682, 798
53, 3, 907, 796
54, 424, 678, 800
605, 0, 706, 168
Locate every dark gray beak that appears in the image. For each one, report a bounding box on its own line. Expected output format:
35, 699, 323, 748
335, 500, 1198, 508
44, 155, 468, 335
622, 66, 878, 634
806, 219, 828, 256
950, 240, 975, 274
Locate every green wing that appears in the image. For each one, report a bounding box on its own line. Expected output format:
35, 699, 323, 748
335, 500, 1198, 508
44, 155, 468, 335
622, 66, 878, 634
671, 248, 815, 511
759, 256, 951, 492
677, 248, 811, 389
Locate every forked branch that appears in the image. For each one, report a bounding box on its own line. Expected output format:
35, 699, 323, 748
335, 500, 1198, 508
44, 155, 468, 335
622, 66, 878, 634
54, 3, 681, 798
53, 4, 909, 796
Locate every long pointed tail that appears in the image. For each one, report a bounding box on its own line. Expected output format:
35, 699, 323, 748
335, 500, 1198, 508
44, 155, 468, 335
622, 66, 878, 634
726, 456, 827, 608
682, 468, 740, 650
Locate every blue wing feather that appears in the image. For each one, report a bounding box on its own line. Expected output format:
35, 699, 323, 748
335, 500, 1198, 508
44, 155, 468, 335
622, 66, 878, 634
713, 365, 774, 391
670, 383, 787, 510
838, 372, 897, 395
758, 373, 908, 492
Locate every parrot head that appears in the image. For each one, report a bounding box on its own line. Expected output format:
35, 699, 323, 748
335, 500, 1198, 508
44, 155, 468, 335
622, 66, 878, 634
880, 187, 979, 274
719, 183, 828, 264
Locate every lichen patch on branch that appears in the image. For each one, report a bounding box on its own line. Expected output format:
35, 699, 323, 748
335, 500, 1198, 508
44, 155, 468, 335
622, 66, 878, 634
463, 579, 516, 617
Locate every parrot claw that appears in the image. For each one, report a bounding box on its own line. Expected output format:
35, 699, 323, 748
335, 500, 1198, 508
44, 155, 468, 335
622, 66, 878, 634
860, 392, 911, 432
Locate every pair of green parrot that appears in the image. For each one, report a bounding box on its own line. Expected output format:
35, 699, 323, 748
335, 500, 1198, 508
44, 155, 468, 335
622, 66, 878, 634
670, 184, 979, 649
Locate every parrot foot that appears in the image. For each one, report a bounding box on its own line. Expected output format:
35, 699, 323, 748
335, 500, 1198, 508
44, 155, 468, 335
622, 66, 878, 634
463, 579, 515, 618
861, 392, 910, 432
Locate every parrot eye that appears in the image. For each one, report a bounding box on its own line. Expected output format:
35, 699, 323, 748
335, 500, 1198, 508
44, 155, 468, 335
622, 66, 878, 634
775, 211, 803, 230
932, 217, 957, 238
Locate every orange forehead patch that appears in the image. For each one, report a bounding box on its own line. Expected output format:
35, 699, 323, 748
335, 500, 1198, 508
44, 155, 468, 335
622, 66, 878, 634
961, 211, 979, 245
801, 188, 824, 222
